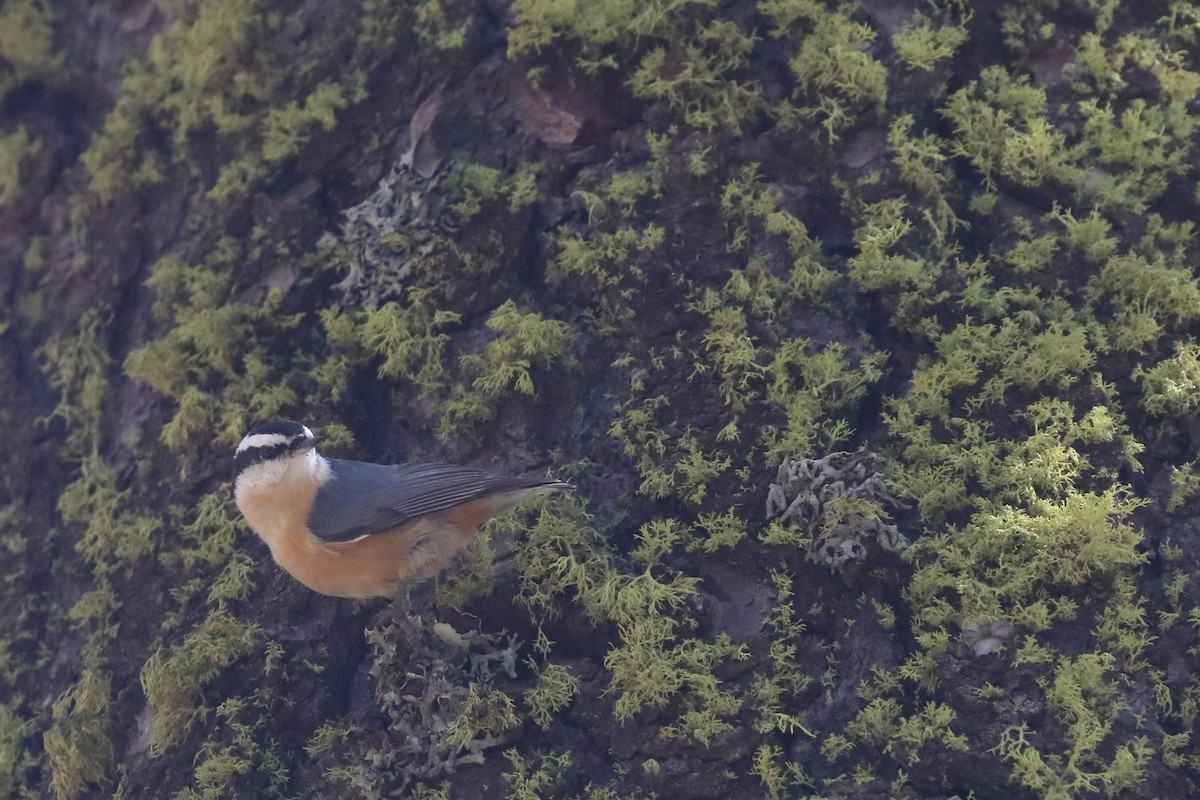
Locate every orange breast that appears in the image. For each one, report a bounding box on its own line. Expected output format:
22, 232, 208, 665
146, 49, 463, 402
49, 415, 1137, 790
239, 485, 526, 598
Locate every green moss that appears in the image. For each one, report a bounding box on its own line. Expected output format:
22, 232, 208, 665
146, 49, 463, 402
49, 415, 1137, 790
907, 488, 1145, 633
1166, 459, 1200, 512
437, 300, 576, 438
56, 454, 158, 576
942, 67, 1077, 190
0, 127, 40, 206
140, 609, 261, 756
748, 572, 812, 738
260, 77, 365, 163
174, 693, 290, 800
37, 308, 112, 453
315, 288, 461, 400
43, 663, 114, 800
782, 8, 887, 138
446, 684, 521, 750
609, 391, 731, 503
843, 699, 968, 767
412, 0, 473, 50
304, 721, 356, 758
887, 115, 961, 242
507, 0, 708, 68
752, 739, 816, 799
891, 14, 968, 71
524, 664, 580, 729
515, 499, 749, 741
0, 702, 36, 800
995, 654, 1152, 796
123, 253, 304, 455
0, 0, 59, 99
1136, 341, 1200, 417
845, 197, 938, 299
78, 0, 380, 204
157, 490, 256, 609
627, 19, 762, 132
501, 749, 571, 800
511, 0, 763, 131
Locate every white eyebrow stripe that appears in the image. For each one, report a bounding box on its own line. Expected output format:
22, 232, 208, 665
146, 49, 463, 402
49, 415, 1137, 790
236, 432, 291, 453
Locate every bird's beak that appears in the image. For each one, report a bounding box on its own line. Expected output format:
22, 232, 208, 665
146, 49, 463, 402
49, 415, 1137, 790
298, 436, 319, 450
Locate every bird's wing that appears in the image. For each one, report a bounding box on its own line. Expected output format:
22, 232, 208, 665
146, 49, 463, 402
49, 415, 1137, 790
306, 459, 554, 542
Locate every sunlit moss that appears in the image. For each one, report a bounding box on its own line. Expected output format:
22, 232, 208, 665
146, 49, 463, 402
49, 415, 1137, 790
437, 300, 576, 438
523, 663, 580, 729
0, 0, 59, 99
891, 14, 969, 71
140, 609, 260, 755
0, 127, 39, 206
43, 663, 114, 800
123, 253, 304, 455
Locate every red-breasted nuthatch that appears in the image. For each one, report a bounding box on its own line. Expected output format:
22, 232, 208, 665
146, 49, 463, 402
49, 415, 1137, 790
233, 420, 570, 598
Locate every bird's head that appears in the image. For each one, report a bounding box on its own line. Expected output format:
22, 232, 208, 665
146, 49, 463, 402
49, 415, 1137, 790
233, 420, 323, 492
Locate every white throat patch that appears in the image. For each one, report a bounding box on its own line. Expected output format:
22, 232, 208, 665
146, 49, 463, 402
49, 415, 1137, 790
234, 449, 330, 497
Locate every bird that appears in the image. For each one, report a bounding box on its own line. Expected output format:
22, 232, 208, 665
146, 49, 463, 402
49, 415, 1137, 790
232, 420, 570, 598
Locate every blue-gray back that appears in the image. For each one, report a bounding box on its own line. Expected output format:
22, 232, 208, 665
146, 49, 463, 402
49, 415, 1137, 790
306, 459, 550, 542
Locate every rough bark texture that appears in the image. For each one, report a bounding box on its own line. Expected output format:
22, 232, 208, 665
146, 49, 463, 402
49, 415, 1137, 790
2, 1, 1200, 799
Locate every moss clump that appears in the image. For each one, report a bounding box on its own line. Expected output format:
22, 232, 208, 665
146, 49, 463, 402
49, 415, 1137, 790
1135, 341, 1200, 418
159, 490, 257, 610
501, 749, 572, 800
316, 291, 461, 401
509, 0, 763, 132
55, 453, 158, 577
523, 663, 580, 729
891, 14, 969, 71
79, 0, 370, 203
906, 486, 1145, 639
37, 308, 113, 454
942, 67, 1077, 191
0, 127, 40, 206
843, 698, 968, 767
0, 0, 59, 100
437, 300, 577, 439
778, 7, 887, 138
515, 499, 749, 744
626, 19, 762, 132
43, 662, 114, 800
140, 609, 261, 756
123, 252, 304, 454
173, 693, 291, 800
996, 654, 1154, 797
0, 701, 37, 800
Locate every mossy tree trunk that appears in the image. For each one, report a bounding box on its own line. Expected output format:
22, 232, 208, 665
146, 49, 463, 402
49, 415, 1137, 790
2, 1, 1200, 799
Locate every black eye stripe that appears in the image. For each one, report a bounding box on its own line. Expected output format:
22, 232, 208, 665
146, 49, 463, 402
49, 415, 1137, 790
233, 442, 296, 477
245, 419, 307, 438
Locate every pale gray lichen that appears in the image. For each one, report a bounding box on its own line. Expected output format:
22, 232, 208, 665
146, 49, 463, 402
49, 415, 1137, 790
354, 614, 520, 799
318, 163, 460, 308
765, 451, 909, 570
959, 619, 1014, 657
